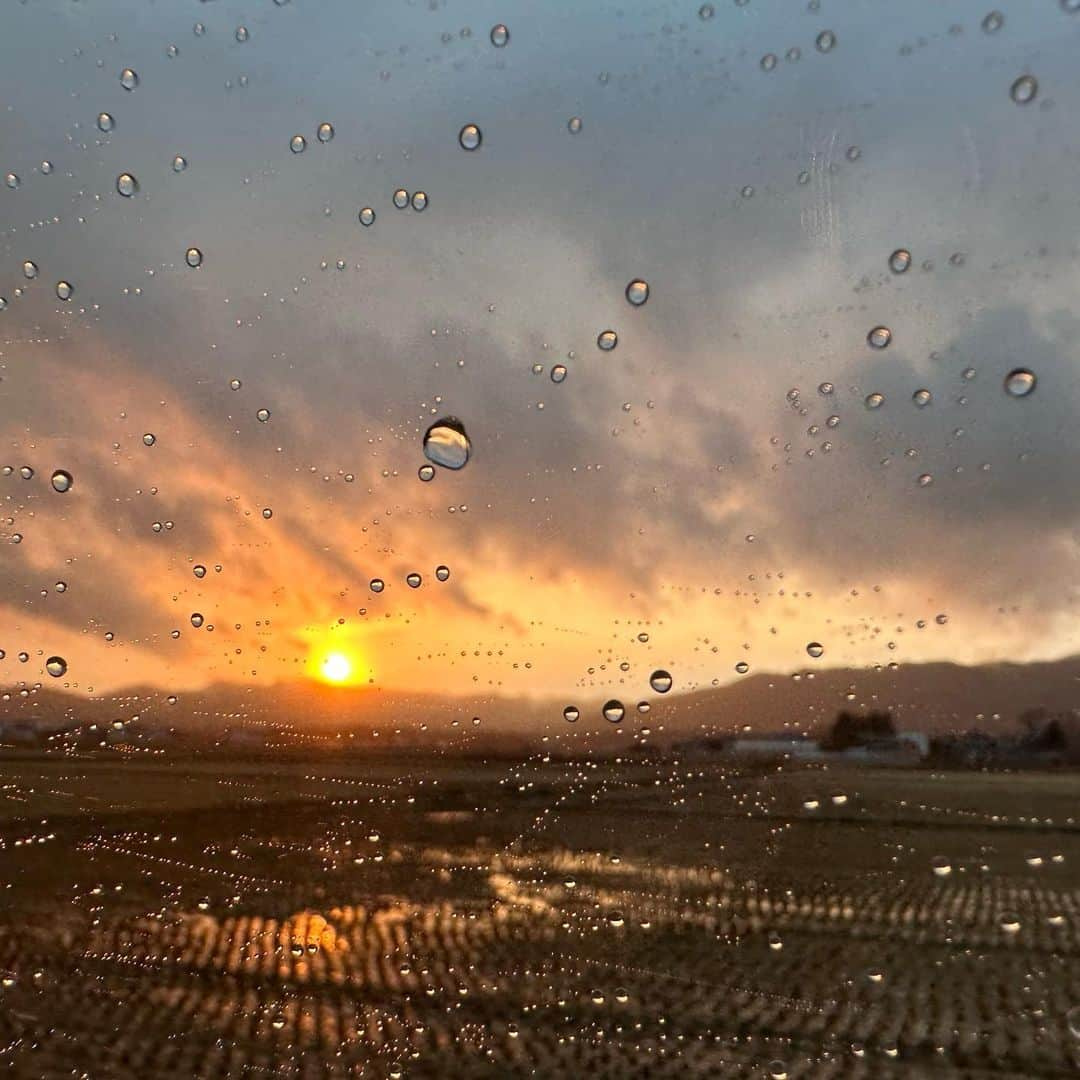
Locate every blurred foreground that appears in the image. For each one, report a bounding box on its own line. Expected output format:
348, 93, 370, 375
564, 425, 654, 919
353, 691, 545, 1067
0, 755, 1076, 1078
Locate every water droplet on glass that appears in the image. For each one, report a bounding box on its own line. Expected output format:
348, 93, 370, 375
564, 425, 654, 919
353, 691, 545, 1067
54, 279, 73, 300
735, 661, 749, 674
649, 669, 672, 693
193, 565, 207, 578
406, 572, 422, 588
317, 122, 334, 143
370, 578, 385, 593
172, 154, 188, 172
551, 364, 567, 383
418, 464, 435, 482
597, 329, 618, 351
912, 388, 932, 407
423, 417, 471, 470
1004, 368, 1036, 397
411, 191, 428, 211
815, 30, 836, 52
865, 392, 885, 410
490, 23, 510, 46
185, 247, 203, 268
117, 173, 139, 197
45, 656, 67, 678
235, 26, 249, 42
262, 507, 273, 519
1010, 75, 1038, 105
22, 261, 37, 279
867, 326, 892, 349
563, 705, 579, 723
50, 469, 73, 493
889, 248, 911, 273
143, 433, 156, 446
435, 565, 450, 582
393, 189, 409, 209
761, 53, 777, 71
917, 473, 934, 487
806, 642, 824, 659
290, 135, 307, 154
602, 699, 625, 724
119, 68, 139, 90
699, 3, 714, 19
931, 855, 952, 877
567, 116, 583, 134
97, 112, 115, 133
625, 279, 650, 306
459, 124, 482, 151
359, 207, 375, 226
256, 408, 271, 422
1066, 1005, 1080, 1038
190, 612, 204, 628
982, 10, 1004, 32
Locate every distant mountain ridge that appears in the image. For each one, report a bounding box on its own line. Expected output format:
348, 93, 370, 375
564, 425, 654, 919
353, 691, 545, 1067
3, 655, 1079, 747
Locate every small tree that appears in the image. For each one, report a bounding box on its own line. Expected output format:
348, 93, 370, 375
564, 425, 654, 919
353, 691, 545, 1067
821, 709, 895, 751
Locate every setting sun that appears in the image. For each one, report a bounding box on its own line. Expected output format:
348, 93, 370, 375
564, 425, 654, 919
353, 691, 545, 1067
319, 652, 353, 684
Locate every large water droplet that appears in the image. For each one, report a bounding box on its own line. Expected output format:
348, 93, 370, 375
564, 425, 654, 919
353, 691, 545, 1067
289, 134, 307, 154
815, 30, 836, 52
597, 329, 618, 351
459, 124, 482, 151
602, 699, 625, 724
97, 112, 115, 133
865, 392, 885, 409
406, 572, 422, 588
867, 326, 892, 349
1004, 368, 1036, 397
563, 705, 579, 723
435, 565, 450, 582
625, 279, 650, 306
116, 173, 139, 197
185, 247, 203, 268
649, 669, 672, 693
490, 23, 510, 46
889, 249, 911, 273
411, 191, 428, 211
806, 642, 824, 659
45, 656, 67, 678
50, 469, 73, 493
316, 122, 334, 143
370, 578, 385, 593
119, 68, 139, 90
359, 207, 375, 226
23, 261, 38, 280
1010, 75, 1038, 105
55, 280, 73, 300
912, 388, 932, 407
423, 418, 471, 470
393, 189, 409, 209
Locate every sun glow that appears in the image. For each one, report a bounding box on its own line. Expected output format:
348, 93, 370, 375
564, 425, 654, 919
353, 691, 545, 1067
319, 652, 353, 684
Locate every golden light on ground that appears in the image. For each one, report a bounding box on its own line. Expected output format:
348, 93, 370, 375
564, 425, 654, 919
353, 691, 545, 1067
319, 652, 353, 684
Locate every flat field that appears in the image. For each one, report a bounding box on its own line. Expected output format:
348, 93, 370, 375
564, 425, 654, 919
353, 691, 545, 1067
0, 754, 1076, 1078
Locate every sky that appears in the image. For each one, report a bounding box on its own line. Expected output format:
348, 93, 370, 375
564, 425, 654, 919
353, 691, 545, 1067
2, 0, 1080, 701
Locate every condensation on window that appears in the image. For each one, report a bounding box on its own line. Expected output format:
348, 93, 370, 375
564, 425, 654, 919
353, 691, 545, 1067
0, 1, 1078, 1076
